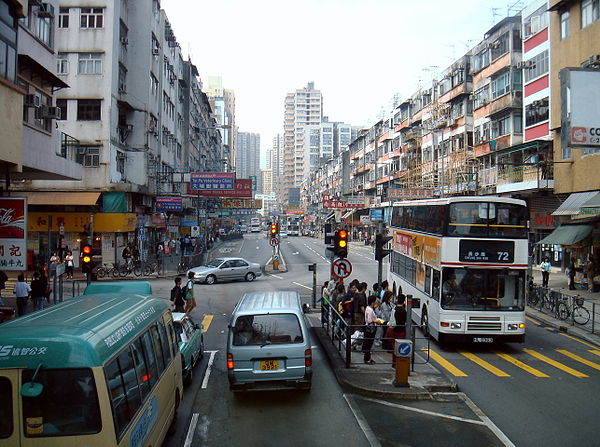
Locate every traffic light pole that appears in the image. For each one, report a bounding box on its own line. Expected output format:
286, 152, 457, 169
377, 222, 383, 288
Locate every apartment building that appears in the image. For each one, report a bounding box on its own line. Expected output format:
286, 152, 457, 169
12, 1, 221, 265
236, 131, 260, 182
206, 75, 235, 172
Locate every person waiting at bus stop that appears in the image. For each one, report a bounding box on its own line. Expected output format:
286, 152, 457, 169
540, 257, 551, 287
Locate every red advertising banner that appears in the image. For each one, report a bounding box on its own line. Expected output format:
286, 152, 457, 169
186, 179, 252, 198
0, 197, 27, 270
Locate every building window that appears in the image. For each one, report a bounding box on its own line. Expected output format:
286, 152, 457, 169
560, 11, 570, 40
82, 146, 100, 167
58, 7, 69, 28
116, 151, 125, 174
150, 73, 159, 96
491, 114, 512, 138
0, 0, 17, 83
118, 64, 127, 93
582, 0, 600, 28
56, 99, 67, 120
525, 98, 549, 127
77, 99, 101, 121
523, 50, 549, 83
491, 72, 511, 99
57, 52, 69, 74
523, 5, 548, 39
78, 53, 102, 74
23, 91, 52, 132
80, 7, 103, 28
490, 33, 509, 61
35, 9, 52, 47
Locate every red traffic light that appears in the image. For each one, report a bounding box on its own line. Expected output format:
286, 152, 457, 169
82, 244, 92, 263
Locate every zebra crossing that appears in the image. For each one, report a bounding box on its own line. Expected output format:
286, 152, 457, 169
427, 346, 600, 379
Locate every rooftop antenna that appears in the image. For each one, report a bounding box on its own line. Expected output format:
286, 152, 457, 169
491, 7, 502, 24
507, 0, 524, 16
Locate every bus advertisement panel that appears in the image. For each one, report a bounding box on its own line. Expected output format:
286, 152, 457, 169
387, 196, 528, 344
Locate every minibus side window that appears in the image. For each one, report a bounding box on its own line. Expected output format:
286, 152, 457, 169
157, 321, 172, 362
105, 348, 142, 438
140, 331, 159, 388
131, 339, 151, 400
0, 377, 13, 438
167, 321, 179, 356
150, 325, 166, 374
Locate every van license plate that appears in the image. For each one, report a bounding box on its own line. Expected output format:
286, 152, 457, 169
260, 360, 279, 371
473, 337, 494, 343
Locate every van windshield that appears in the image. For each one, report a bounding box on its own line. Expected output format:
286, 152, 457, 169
233, 314, 303, 346
21, 368, 101, 437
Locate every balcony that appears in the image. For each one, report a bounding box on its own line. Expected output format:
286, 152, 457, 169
489, 91, 522, 116
496, 164, 554, 193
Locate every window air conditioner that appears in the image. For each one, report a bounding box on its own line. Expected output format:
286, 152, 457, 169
38, 2, 55, 18
152, 49, 159, 55
35, 105, 61, 120
120, 37, 128, 45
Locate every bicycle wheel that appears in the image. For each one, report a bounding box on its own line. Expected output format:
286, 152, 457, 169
573, 306, 590, 325
96, 267, 107, 279
177, 262, 187, 274
118, 265, 129, 278
143, 264, 153, 276
133, 265, 143, 277
111, 266, 120, 278
557, 302, 569, 320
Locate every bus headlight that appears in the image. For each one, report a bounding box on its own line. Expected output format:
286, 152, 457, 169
508, 323, 525, 330
450, 322, 461, 329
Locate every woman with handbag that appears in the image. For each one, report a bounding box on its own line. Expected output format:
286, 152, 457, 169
362, 296, 379, 364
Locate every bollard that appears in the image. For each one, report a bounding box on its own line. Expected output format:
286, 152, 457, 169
393, 338, 412, 388
273, 259, 279, 270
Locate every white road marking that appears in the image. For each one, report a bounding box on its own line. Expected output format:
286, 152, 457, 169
343, 394, 382, 447
183, 412, 199, 447
201, 350, 218, 389
270, 274, 283, 280
292, 281, 312, 290
459, 392, 516, 447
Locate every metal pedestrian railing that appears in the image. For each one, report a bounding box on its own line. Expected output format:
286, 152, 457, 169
527, 284, 597, 335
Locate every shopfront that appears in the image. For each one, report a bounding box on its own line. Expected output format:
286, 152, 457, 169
28, 212, 137, 269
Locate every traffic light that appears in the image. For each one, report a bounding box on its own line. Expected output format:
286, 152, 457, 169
270, 223, 278, 238
334, 229, 349, 258
375, 233, 393, 261
81, 244, 93, 273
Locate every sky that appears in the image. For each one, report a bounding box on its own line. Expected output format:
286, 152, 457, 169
161, 0, 525, 163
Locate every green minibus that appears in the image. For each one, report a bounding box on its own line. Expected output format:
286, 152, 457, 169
0, 293, 183, 447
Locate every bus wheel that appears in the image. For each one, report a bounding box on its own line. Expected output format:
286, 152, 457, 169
421, 309, 430, 339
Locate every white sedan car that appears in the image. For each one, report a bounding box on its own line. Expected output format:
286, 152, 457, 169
187, 257, 262, 285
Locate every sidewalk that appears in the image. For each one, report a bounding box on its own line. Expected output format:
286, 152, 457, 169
310, 267, 600, 401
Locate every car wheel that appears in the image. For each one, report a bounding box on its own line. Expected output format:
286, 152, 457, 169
245, 272, 256, 282
205, 275, 216, 285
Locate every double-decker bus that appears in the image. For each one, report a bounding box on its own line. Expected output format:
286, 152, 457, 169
386, 196, 528, 343
250, 217, 261, 232
0, 293, 183, 446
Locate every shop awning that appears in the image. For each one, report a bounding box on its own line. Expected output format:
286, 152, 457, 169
21, 192, 100, 206
536, 224, 593, 245
552, 191, 599, 216
341, 210, 354, 220
580, 192, 600, 215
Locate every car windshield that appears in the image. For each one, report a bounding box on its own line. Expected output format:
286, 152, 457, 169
440, 268, 525, 311
232, 314, 303, 346
21, 368, 101, 437
205, 259, 224, 268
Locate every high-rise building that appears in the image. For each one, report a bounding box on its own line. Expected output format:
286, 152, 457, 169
236, 131, 260, 182
206, 76, 235, 172
282, 82, 322, 205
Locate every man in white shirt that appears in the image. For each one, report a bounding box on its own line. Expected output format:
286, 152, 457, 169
14, 274, 31, 317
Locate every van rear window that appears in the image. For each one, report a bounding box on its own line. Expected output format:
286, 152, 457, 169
233, 314, 303, 346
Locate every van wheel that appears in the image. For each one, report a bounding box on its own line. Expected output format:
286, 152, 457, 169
421, 309, 430, 339
245, 272, 255, 282
205, 275, 216, 285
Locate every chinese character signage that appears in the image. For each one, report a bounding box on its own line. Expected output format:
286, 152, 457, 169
186, 179, 252, 198
322, 200, 363, 209
0, 197, 27, 271
190, 172, 236, 190
155, 196, 183, 212
387, 188, 434, 200
221, 199, 259, 209
459, 240, 514, 263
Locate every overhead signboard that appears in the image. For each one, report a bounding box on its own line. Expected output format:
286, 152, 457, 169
190, 172, 236, 190
221, 198, 260, 209
155, 196, 183, 212
186, 179, 252, 198
323, 200, 362, 209
0, 197, 27, 271
387, 188, 434, 200
560, 68, 600, 148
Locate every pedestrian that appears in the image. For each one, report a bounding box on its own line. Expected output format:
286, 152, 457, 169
30, 272, 46, 312
170, 277, 186, 313
362, 296, 379, 364
567, 257, 577, 290
376, 290, 394, 347
320, 280, 332, 324
393, 294, 407, 339
64, 251, 74, 279
50, 252, 60, 265
14, 274, 31, 317
380, 279, 390, 299
540, 257, 551, 288
132, 245, 140, 262
353, 282, 368, 327
184, 271, 197, 315
39, 270, 50, 304
122, 245, 132, 266
585, 255, 595, 292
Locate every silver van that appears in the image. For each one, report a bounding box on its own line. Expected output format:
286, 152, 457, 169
227, 291, 312, 392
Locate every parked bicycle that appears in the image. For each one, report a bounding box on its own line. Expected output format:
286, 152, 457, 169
557, 296, 591, 325
177, 256, 191, 274
95, 263, 118, 279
